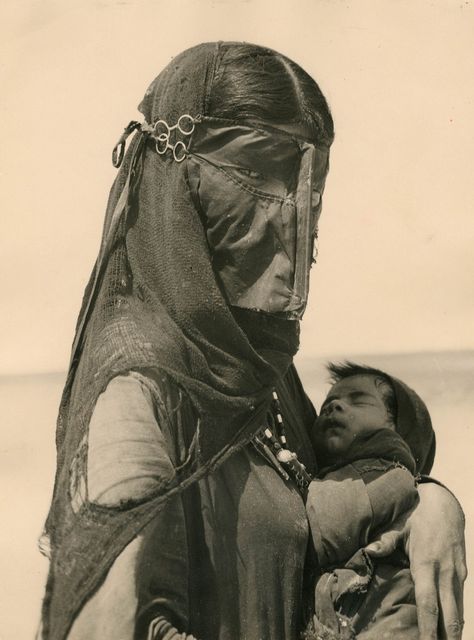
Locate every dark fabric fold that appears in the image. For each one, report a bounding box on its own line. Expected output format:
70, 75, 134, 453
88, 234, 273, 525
317, 427, 417, 478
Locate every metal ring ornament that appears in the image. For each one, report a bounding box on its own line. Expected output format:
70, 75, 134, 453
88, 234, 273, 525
153, 119, 171, 139
151, 114, 195, 163
155, 136, 169, 156
173, 141, 187, 163
177, 114, 195, 135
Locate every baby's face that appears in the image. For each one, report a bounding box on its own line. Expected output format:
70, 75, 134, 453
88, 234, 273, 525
313, 375, 394, 462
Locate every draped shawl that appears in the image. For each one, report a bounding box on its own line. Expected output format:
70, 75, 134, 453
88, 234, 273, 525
41, 43, 302, 640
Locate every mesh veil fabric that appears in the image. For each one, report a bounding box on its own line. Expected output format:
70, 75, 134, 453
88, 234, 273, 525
42, 43, 302, 639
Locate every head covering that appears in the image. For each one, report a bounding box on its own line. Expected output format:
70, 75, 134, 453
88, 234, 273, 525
389, 373, 436, 474
41, 42, 317, 639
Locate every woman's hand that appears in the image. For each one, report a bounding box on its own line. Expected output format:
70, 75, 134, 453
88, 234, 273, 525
364, 481, 467, 639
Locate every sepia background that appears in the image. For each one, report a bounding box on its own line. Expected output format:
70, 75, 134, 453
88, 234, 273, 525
1, 0, 473, 638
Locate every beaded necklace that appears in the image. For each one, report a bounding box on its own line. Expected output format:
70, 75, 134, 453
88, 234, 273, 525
255, 390, 313, 494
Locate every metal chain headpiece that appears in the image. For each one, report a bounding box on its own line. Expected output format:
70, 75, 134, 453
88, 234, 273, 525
112, 114, 197, 168
148, 114, 196, 162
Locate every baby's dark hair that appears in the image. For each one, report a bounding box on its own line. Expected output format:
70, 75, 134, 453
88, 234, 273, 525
327, 361, 397, 423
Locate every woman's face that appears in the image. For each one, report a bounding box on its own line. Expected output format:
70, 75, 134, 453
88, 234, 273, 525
186, 118, 330, 320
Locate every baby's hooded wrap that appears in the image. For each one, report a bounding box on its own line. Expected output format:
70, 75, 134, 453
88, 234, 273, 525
40, 43, 314, 640
307, 370, 436, 639
388, 372, 436, 474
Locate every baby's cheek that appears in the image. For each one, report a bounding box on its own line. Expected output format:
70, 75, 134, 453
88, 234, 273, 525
345, 412, 361, 433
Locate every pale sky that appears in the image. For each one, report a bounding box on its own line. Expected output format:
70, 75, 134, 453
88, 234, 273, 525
1, 0, 473, 375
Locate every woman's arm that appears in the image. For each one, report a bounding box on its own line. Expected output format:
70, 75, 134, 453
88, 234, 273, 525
69, 372, 197, 640
364, 481, 466, 640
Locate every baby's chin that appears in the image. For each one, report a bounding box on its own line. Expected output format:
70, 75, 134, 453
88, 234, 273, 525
316, 434, 350, 465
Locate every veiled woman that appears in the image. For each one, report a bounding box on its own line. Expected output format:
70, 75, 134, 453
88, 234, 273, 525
39, 42, 466, 640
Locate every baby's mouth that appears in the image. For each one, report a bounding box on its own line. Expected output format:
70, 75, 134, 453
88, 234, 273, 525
323, 416, 346, 432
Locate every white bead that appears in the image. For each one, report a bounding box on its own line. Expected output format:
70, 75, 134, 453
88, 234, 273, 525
276, 449, 296, 463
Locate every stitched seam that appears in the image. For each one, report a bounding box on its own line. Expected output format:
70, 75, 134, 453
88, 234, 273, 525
190, 152, 288, 203
197, 115, 318, 147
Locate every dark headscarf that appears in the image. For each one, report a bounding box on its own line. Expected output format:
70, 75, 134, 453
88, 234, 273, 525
41, 43, 301, 640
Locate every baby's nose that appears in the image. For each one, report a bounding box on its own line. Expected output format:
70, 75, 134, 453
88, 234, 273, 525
323, 398, 345, 414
